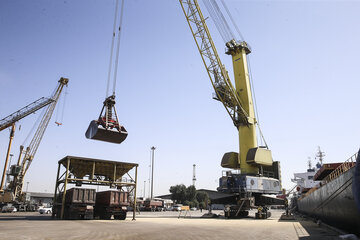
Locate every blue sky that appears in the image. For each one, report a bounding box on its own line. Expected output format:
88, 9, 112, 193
1, 0, 359, 196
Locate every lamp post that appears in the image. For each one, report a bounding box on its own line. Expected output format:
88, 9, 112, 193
150, 146, 156, 199
143, 180, 146, 199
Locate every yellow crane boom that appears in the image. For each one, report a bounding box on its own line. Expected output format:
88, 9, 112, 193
179, 0, 272, 175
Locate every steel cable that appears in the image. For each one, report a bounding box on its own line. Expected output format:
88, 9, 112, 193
210, 0, 235, 41
112, 0, 125, 96
220, 0, 244, 42
203, 0, 228, 43
106, 0, 119, 98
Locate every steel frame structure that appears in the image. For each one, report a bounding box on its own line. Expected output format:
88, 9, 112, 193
53, 156, 138, 220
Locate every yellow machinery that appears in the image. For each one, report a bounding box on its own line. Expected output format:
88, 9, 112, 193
0, 78, 68, 209
180, 0, 282, 218
179, 0, 272, 174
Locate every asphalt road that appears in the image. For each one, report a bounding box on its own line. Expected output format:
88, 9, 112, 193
0, 210, 350, 240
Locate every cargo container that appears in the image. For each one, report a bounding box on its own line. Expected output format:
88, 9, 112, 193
94, 190, 129, 220
143, 199, 164, 211
54, 188, 96, 220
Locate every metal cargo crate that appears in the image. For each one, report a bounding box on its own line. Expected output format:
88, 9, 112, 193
65, 188, 96, 205
96, 190, 129, 206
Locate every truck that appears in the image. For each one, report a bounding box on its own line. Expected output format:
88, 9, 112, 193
54, 188, 96, 220
94, 190, 129, 220
143, 199, 164, 211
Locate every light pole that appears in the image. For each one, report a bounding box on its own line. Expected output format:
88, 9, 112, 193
143, 180, 146, 199
150, 146, 156, 199
26, 182, 29, 193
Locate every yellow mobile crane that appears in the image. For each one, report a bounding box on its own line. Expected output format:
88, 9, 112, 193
180, 0, 282, 218
0, 77, 68, 210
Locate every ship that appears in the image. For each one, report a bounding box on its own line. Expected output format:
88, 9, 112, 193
292, 148, 360, 235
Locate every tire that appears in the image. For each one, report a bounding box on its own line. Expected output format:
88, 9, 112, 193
114, 212, 126, 220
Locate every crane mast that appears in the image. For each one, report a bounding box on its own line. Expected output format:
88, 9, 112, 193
179, 0, 272, 175
2, 77, 68, 203
180, 0, 282, 219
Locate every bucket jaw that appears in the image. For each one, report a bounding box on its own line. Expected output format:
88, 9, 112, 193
85, 95, 128, 144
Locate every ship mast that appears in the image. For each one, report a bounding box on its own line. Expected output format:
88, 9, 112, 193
316, 146, 325, 166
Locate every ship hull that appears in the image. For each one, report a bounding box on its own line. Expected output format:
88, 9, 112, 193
297, 165, 360, 235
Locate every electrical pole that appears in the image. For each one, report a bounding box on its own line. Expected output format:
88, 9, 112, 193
143, 180, 146, 199
150, 146, 156, 199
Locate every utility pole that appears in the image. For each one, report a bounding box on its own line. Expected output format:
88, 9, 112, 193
150, 146, 156, 199
192, 164, 196, 186
143, 180, 146, 199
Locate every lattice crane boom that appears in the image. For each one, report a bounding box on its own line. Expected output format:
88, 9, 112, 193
180, 0, 249, 128
180, 0, 273, 175
0, 97, 54, 132
11, 77, 68, 201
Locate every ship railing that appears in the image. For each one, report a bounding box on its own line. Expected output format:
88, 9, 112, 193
323, 152, 358, 184
299, 152, 358, 200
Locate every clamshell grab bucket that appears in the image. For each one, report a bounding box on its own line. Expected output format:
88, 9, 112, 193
85, 120, 128, 144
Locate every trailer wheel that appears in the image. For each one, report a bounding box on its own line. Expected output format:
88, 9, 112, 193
114, 212, 126, 220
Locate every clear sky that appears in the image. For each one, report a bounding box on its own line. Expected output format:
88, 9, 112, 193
1, 0, 359, 197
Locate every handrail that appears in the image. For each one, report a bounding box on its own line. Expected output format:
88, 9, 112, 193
323, 152, 357, 183
299, 151, 357, 200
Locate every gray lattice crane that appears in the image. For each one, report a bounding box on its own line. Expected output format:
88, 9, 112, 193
0, 77, 68, 206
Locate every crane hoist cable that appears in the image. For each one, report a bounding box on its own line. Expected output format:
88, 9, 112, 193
85, 0, 128, 144
200, 0, 269, 148
220, 0, 244, 42
55, 84, 68, 126
202, 0, 235, 43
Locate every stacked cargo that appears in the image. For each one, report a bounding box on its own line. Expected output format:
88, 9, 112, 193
94, 190, 129, 220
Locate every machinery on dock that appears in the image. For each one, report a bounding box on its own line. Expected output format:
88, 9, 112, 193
179, 0, 282, 218
52, 156, 138, 220
56, 188, 96, 220
94, 190, 129, 220
0, 77, 68, 210
85, 0, 127, 144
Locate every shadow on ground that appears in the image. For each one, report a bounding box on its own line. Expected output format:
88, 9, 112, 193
0, 213, 52, 221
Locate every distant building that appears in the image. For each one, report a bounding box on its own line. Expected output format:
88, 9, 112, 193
26, 192, 53, 206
